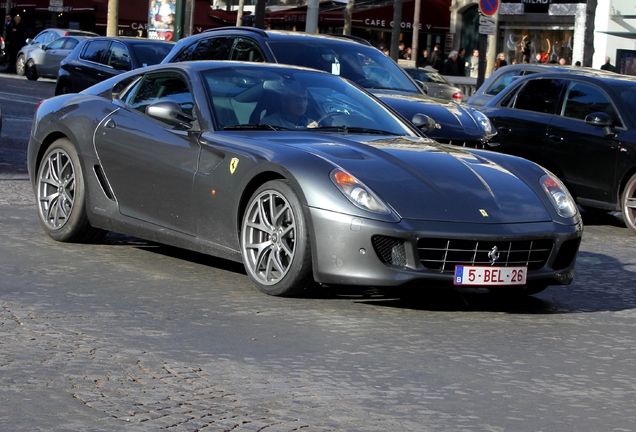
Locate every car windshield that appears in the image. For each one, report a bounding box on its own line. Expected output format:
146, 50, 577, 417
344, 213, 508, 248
132, 43, 174, 67
267, 39, 421, 94
201, 65, 418, 135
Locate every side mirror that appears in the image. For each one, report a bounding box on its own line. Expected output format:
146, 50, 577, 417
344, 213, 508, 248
111, 59, 131, 71
585, 112, 612, 127
585, 112, 616, 138
412, 113, 437, 134
146, 101, 195, 129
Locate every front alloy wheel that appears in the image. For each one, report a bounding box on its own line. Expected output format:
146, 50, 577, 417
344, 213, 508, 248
622, 173, 636, 234
36, 138, 106, 242
241, 180, 314, 296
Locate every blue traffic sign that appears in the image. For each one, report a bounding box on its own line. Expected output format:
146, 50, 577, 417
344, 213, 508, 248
479, 0, 499, 16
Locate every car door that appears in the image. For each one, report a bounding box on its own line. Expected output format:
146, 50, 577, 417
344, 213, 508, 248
39, 37, 77, 77
546, 80, 622, 205
487, 78, 567, 170
73, 39, 112, 91
93, 72, 200, 235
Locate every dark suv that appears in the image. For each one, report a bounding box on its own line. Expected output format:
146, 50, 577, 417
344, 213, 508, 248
478, 71, 636, 233
55, 37, 173, 95
162, 27, 497, 147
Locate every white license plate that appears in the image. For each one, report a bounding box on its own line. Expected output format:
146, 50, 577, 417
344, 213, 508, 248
454, 265, 527, 286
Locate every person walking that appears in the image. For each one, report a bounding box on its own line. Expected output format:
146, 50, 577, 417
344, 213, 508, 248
430, 44, 444, 72
441, 51, 459, 76
468, 49, 479, 78
494, 52, 507, 71
416, 48, 430, 68
6, 14, 24, 73
600, 56, 616, 72
457, 47, 466, 77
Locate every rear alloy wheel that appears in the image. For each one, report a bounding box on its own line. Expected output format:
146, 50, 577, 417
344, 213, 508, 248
241, 180, 315, 297
25, 59, 39, 81
15, 54, 26, 76
36, 138, 106, 243
621, 173, 636, 234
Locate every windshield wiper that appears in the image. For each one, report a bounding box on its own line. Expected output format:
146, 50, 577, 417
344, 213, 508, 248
223, 124, 289, 131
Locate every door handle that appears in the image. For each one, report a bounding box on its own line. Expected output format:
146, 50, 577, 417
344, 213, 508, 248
497, 127, 511, 134
104, 118, 116, 129
548, 135, 563, 143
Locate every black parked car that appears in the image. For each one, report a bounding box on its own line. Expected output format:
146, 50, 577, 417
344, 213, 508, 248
467, 63, 613, 108
478, 71, 636, 233
161, 27, 497, 147
55, 37, 173, 95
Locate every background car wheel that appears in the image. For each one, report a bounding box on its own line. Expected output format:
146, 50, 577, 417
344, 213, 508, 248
621, 173, 636, 234
55, 82, 72, 96
36, 138, 107, 243
25, 59, 39, 81
241, 180, 315, 297
15, 54, 26, 76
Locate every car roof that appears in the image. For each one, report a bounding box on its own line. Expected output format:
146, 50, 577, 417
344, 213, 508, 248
198, 26, 372, 46
502, 70, 636, 85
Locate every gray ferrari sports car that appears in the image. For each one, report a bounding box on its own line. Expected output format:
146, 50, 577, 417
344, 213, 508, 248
28, 61, 583, 297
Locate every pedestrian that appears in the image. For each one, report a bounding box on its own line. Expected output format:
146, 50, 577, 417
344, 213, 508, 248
468, 49, 479, 78
2, 14, 13, 36
398, 42, 405, 59
6, 14, 24, 73
558, 57, 567, 65
457, 47, 466, 77
600, 56, 616, 72
430, 44, 444, 72
416, 48, 430, 68
441, 50, 459, 76
494, 52, 507, 71
402, 46, 412, 60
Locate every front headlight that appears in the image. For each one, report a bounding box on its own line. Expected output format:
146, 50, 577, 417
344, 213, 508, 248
472, 110, 496, 136
540, 174, 578, 218
331, 169, 390, 214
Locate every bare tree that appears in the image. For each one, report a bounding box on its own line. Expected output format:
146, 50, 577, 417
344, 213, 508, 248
107, 0, 118, 36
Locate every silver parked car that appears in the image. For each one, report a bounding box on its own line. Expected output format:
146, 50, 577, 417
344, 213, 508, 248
402, 66, 463, 102
24, 36, 93, 81
15, 28, 98, 76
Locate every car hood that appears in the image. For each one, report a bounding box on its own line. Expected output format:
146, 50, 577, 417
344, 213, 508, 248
371, 90, 487, 142
256, 133, 552, 223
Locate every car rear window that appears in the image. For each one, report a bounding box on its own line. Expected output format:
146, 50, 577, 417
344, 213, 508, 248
132, 43, 174, 66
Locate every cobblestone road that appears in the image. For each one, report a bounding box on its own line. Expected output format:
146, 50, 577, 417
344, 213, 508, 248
2, 169, 636, 431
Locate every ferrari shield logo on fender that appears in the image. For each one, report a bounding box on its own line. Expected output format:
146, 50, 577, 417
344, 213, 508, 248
480, 209, 489, 217
229, 158, 239, 174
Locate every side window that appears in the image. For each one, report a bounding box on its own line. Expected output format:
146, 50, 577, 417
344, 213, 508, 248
123, 73, 194, 119
46, 39, 66, 50
80, 40, 110, 63
561, 81, 619, 124
485, 70, 523, 96
172, 37, 232, 61
513, 79, 565, 114
229, 38, 265, 62
63, 39, 80, 50
106, 42, 131, 68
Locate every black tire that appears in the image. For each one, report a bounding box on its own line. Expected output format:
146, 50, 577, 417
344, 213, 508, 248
25, 59, 39, 81
35, 138, 107, 243
240, 180, 315, 297
55, 80, 72, 96
621, 173, 636, 234
15, 54, 26, 76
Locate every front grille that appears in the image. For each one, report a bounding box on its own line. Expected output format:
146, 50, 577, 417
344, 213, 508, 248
372, 235, 407, 267
418, 238, 553, 273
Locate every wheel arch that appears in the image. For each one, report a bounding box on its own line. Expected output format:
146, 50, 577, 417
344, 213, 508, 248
618, 166, 636, 208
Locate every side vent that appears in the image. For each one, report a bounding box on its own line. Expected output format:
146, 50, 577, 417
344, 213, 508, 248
93, 165, 115, 200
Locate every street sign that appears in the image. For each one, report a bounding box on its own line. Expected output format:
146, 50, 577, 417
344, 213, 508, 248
479, 0, 500, 17
479, 16, 496, 26
479, 25, 496, 35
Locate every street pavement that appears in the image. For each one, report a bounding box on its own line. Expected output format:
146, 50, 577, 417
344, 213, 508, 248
2, 74, 636, 431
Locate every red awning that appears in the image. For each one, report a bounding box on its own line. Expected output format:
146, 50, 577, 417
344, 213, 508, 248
266, 0, 451, 34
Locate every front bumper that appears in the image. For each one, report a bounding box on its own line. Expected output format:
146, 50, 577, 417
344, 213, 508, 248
309, 207, 582, 288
